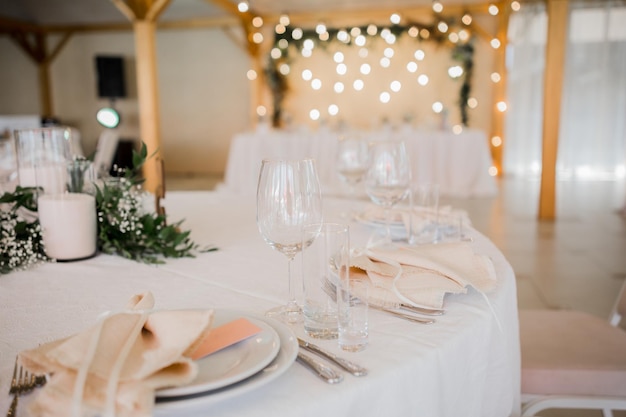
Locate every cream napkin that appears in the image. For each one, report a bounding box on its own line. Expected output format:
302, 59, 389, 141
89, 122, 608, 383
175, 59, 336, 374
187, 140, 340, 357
350, 242, 497, 309
19, 292, 214, 417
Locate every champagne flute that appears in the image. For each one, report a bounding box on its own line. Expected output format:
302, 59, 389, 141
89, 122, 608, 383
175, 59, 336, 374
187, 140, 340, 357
364, 140, 411, 244
257, 158, 323, 323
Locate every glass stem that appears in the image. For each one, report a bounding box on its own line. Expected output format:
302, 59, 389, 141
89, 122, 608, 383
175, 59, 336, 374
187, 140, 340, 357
286, 256, 298, 311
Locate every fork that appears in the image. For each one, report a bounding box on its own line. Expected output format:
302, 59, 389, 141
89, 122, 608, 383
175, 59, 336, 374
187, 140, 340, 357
6, 357, 46, 417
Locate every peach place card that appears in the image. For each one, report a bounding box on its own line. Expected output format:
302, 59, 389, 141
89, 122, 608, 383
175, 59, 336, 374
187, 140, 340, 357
191, 318, 263, 360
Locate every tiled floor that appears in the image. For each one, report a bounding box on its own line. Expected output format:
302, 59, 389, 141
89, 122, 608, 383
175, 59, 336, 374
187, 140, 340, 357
166, 173, 626, 416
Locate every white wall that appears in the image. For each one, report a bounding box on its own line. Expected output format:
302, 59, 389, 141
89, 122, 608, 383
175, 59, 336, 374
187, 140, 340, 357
0, 18, 497, 176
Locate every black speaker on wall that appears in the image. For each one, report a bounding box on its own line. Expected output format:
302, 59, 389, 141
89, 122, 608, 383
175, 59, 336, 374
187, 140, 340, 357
95, 56, 126, 98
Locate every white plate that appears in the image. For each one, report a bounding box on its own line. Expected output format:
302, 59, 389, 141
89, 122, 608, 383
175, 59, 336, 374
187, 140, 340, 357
156, 310, 280, 398
154, 312, 298, 411
355, 212, 407, 240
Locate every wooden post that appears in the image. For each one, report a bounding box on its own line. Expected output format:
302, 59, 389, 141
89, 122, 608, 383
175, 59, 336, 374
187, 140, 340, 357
133, 19, 162, 194
539, 0, 569, 220
490, 1, 510, 177
110, 0, 171, 194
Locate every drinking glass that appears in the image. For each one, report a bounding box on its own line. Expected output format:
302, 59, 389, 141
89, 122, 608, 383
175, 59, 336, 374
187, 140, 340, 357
336, 133, 369, 198
364, 140, 411, 243
257, 158, 323, 323
0, 137, 18, 194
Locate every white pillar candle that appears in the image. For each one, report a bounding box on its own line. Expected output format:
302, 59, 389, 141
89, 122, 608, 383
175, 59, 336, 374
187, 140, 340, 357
38, 193, 97, 261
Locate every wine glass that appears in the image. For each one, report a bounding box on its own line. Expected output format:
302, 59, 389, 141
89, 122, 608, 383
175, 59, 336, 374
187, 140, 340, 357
257, 158, 323, 323
336, 133, 369, 198
364, 140, 411, 244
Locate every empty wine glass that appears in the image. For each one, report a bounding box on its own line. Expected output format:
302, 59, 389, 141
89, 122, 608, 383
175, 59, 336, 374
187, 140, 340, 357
336, 133, 369, 198
257, 158, 323, 323
364, 140, 411, 244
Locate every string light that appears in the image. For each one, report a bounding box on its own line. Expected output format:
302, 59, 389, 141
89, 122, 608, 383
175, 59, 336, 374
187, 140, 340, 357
337, 30, 349, 43
452, 125, 463, 134
438, 22, 449, 33
511, 1, 521, 11
379, 92, 391, 103
367, 24, 378, 36
333, 52, 344, 63
462, 14, 473, 25
490, 38, 501, 49
488, 4, 499, 15
270, 48, 281, 59
316, 23, 327, 35
417, 74, 429, 85
301, 48, 312, 58
310, 109, 320, 120
275, 24, 286, 35
491, 136, 502, 147
414, 50, 425, 61
390, 80, 402, 92
360, 63, 371, 75
350, 27, 361, 37
252, 16, 263, 28
390, 13, 401, 24
252, 32, 263, 44
491, 72, 501, 82
302, 69, 312, 81
278, 39, 288, 49
246, 69, 257, 80
380, 57, 391, 68
256, 105, 267, 116
496, 101, 507, 112
432, 1, 443, 13
237, 1, 249, 12
448, 32, 459, 43
279, 64, 290, 75
488, 166, 498, 176
279, 14, 290, 26
358, 48, 368, 58
408, 26, 419, 37
448, 66, 463, 78
407, 62, 418, 73
336, 63, 347, 75
432, 102, 444, 113
292, 28, 303, 40
468, 97, 478, 108
319, 32, 329, 41
334, 82, 345, 93
328, 104, 339, 115
353, 79, 364, 91
355, 35, 367, 46
311, 79, 322, 90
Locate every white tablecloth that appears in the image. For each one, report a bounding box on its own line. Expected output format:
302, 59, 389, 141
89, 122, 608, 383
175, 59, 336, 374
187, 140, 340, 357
221, 127, 498, 198
0, 191, 519, 417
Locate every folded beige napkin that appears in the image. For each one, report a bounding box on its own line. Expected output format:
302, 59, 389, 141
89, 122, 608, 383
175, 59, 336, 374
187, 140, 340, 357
19, 292, 214, 417
350, 242, 497, 309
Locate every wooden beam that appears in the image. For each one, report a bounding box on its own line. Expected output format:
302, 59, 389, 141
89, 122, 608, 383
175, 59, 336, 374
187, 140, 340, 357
539, 0, 569, 220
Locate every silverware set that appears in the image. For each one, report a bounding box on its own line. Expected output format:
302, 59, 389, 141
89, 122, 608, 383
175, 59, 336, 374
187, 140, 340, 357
6, 357, 46, 417
297, 338, 368, 383
322, 278, 441, 325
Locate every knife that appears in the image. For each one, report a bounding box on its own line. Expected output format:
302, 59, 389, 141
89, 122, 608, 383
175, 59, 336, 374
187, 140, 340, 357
298, 338, 368, 376
296, 351, 344, 384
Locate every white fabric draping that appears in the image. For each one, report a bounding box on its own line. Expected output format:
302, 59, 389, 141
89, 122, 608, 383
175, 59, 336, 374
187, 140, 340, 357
221, 127, 497, 198
504, 2, 626, 181
0, 191, 520, 417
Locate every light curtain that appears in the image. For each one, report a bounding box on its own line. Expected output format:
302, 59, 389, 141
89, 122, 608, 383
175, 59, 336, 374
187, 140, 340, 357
504, 1, 626, 181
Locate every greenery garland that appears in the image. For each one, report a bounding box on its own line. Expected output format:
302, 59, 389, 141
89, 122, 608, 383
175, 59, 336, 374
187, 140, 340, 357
0, 143, 213, 274
266, 16, 475, 127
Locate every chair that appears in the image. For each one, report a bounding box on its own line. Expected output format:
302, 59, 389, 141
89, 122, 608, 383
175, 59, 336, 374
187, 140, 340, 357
92, 129, 119, 177
520, 281, 626, 417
